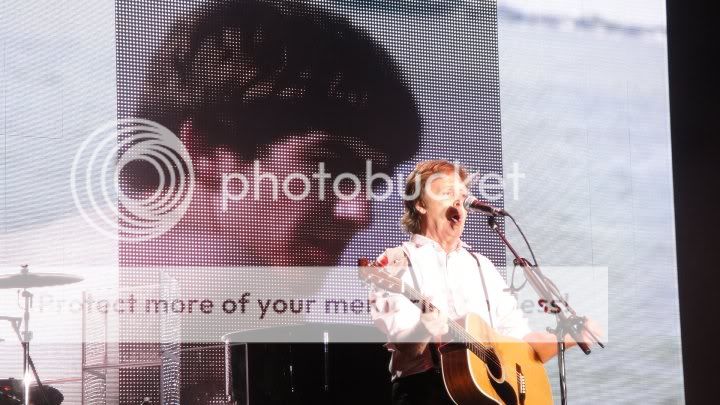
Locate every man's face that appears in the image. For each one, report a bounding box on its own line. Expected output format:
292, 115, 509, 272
186, 127, 387, 267
417, 171, 468, 240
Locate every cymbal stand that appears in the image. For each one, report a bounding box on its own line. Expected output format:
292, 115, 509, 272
11, 265, 48, 405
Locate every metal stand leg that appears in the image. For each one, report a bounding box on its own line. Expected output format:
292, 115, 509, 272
18, 286, 48, 405
21, 288, 33, 405
23, 341, 30, 405
556, 339, 567, 405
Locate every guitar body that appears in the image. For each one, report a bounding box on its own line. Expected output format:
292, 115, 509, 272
438, 313, 553, 405
357, 260, 552, 405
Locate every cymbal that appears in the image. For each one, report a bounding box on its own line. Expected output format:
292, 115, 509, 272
0, 272, 84, 289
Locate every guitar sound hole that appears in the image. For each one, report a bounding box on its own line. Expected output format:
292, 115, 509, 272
485, 349, 503, 381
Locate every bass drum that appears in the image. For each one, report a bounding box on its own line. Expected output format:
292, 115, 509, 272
223, 324, 391, 405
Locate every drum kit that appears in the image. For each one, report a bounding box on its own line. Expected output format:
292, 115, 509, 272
0, 265, 83, 405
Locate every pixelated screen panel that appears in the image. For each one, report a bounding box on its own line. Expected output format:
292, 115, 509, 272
115, 0, 503, 402
116, 0, 504, 269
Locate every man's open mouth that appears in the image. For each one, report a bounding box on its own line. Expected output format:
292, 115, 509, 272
447, 208, 461, 224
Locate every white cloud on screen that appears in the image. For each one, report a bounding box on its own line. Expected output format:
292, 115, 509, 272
500, 0, 666, 27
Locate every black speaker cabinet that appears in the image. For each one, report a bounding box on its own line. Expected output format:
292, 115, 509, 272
223, 324, 391, 405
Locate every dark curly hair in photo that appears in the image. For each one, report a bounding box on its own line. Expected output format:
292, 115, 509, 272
134, 0, 421, 163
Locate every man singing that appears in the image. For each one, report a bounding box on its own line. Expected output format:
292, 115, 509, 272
370, 160, 599, 405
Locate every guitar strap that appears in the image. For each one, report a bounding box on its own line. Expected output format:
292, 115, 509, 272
398, 245, 442, 370
471, 253, 495, 330
399, 245, 420, 292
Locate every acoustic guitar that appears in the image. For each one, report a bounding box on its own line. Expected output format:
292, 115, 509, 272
359, 258, 553, 405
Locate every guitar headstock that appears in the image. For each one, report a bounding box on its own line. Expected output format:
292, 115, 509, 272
357, 258, 405, 294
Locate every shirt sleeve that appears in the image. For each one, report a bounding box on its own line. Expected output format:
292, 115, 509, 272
368, 250, 422, 341
369, 286, 422, 340
475, 254, 532, 340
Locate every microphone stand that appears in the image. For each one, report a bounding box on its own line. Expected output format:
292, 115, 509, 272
486, 216, 604, 405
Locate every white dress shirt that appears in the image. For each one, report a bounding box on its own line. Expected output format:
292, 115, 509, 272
370, 234, 531, 380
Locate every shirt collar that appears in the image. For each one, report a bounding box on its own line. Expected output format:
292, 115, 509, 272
409, 233, 471, 252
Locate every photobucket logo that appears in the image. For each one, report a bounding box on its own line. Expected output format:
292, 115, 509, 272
70, 119, 195, 242
221, 161, 525, 208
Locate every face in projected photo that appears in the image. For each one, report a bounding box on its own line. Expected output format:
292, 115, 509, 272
124, 0, 421, 267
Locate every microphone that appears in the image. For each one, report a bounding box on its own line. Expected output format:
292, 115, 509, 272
463, 196, 508, 217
